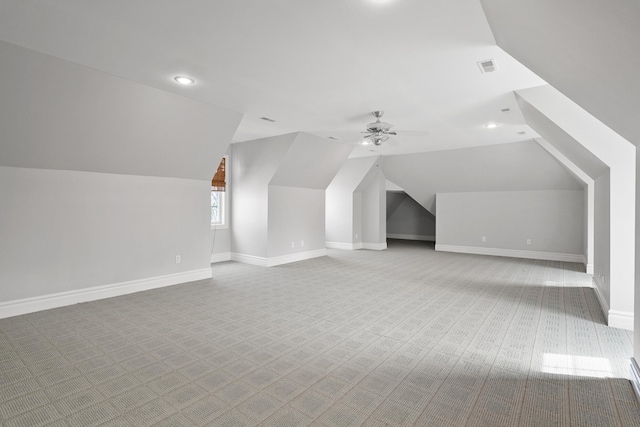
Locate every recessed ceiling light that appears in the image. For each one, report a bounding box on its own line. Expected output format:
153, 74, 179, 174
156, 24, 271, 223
174, 76, 195, 85
328, 136, 339, 141
517, 131, 527, 135
501, 108, 511, 113
484, 123, 499, 129
362, 140, 371, 145
260, 116, 276, 122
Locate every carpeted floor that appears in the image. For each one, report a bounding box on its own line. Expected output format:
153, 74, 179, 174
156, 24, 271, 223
1, 240, 639, 426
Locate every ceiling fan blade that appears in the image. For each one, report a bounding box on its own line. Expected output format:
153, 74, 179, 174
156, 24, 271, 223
386, 137, 400, 146
386, 131, 397, 135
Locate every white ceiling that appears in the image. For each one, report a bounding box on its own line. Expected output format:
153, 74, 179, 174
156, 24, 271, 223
0, 0, 546, 156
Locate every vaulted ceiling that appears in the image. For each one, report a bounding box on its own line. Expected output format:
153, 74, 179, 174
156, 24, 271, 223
0, 0, 547, 157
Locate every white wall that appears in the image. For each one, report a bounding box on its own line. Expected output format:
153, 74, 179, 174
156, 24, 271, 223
268, 186, 325, 258
325, 157, 379, 248
230, 135, 292, 258
360, 168, 387, 249
0, 42, 241, 317
594, 171, 611, 313
383, 140, 582, 214
387, 192, 436, 240
516, 85, 635, 330
0, 167, 211, 305
232, 132, 351, 264
436, 190, 584, 262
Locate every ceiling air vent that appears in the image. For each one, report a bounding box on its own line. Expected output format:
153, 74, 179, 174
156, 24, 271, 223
477, 59, 497, 73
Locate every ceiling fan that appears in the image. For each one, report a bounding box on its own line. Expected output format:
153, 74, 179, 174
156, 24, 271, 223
362, 111, 398, 146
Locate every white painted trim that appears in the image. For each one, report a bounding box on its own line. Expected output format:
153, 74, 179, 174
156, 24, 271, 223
608, 310, 634, 331
630, 358, 640, 401
362, 242, 388, 251
210, 252, 231, 263
267, 249, 327, 267
232, 249, 327, 267
586, 264, 594, 275
434, 244, 584, 263
325, 241, 363, 250
0, 268, 212, 320
386, 233, 435, 242
592, 276, 610, 319
231, 253, 268, 267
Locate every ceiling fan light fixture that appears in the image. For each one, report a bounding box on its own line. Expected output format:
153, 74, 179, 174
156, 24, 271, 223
174, 75, 195, 85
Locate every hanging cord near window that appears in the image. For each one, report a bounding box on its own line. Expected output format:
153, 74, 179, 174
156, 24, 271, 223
211, 224, 218, 259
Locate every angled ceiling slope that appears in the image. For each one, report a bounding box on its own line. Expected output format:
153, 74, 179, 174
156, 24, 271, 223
0, 0, 545, 154
383, 140, 583, 214
481, 0, 640, 146
0, 41, 241, 180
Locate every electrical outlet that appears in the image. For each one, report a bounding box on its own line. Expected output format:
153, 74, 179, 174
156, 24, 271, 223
526, 239, 531, 245
482, 236, 486, 242
175, 255, 181, 264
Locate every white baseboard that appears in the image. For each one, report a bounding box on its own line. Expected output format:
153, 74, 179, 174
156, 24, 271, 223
386, 233, 435, 242
608, 310, 634, 331
325, 241, 363, 250
631, 358, 640, 401
267, 249, 326, 267
210, 252, 231, 263
434, 244, 584, 264
591, 277, 633, 330
0, 268, 213, 320
232, 249, 326, 267
362, 242, 388, 251
586, 264, 594, 275
231, 252, 268, 267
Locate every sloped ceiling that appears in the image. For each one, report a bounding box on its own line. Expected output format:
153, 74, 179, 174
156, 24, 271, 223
516, 93, 607, 180
0, 0, 545, 155
0, 41, 242, 180
481, 0, 640, 146
383, 140, 583, 214
270, 133, 353, 189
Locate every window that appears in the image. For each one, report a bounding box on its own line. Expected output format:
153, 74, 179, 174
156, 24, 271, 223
211, 157, 227, 228
211, 190, 225, 225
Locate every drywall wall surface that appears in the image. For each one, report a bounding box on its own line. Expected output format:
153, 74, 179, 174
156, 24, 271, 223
0, 166, 211, 303
387, 193, 436, 239
516, 85, 635, 329
361, 169, 386, 246
636, 146, 640, 355
534, 138, 594, 272
594, 171, 611, 313
519, 99, 607, 180
326, 157, 379, 245
210, 227, 230, 256
229, 135, 294, 258
0, 41, 241, 180
353, 193, 363, 245
270, 133, 353, 189
267, 186, 325, 258
481, 0, 640, 146
436, 190, 583, 256
383, 140, 582, 214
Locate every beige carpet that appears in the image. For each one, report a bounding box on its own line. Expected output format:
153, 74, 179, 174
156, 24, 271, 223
1, 240, 639, 426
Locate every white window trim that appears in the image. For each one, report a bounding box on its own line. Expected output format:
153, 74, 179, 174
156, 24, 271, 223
211, 155, 229, 230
